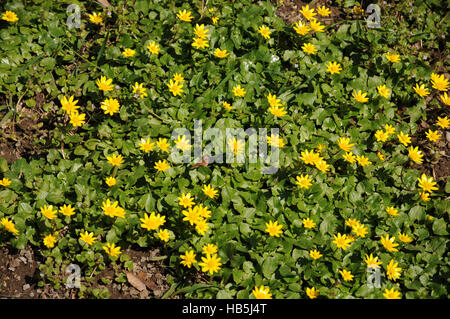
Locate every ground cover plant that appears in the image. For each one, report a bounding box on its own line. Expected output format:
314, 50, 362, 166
0, 0, 449, 299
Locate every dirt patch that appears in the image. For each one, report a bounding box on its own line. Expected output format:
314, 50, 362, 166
0, 91, 55, 164
0, 245, 179, 299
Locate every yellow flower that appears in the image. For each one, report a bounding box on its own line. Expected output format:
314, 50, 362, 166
195, 218, 210, 236
353, 6, 365, 15
140, 212, 166, 231
69, 112, 86, 127
306, 287, 319, 299
214, 48, 230, 58
302, 218, 316, 229
0, 177, 12, 187
182, 206, 201, 226
309, 18, 325, 32
267, 134, 285, 148
113, 206, 126, 219
40, 205, 58, 220
43, 234, 57, 249
385, 52, 400, 63
377, 85, 391, 98
101, 98, 120, 116
375, 130, 388, 142
80, 231, 96, 245
408, 146, 423, 164
96, 76, 114, 92
352, 90, 369, 103
202, 244, 218, 255
222, 101, 232, 110
364, 254, 382, 269
413, 83, 430, 97
386, 206, 399, 217
154, 160, 170, 172
202, 184, 218, 199
157, 138, 171, 153
337, 137, 354, 152
380, 235, 399, 252
417, 174, 438, 193
299, 5, 316, 20
178, 193, 195, 208
383, 287, 401, 299
425, 129, 441, 142
211, 16, 219, 24
59, 204, 75, 217
157, 229, 171, 242
353, 223, 368, 238
332, 233, 352, 250
345, 218, 361, 228
300, 149, 321, 165
295, 174, 312, 189
0, 217, 19, 235
339, 269, 354, 281
107, 154, 124, 167
192, 37, 209, 49
430, 73, 449, 91
315, 159, 330, 173
326, 61, 342, 74
384, 124, 396, 136
258, 25, 271, 39
180, 250, 197, 268
173, 73, 184, 83
356, 155, 372, 167
419, 191, 431, 202
147, 41, 160, 55
2, 11, 19, 22
177, 9, 193, 22
293, 21, 310, 35
101, 199, 119, 218
317, 6, 331, 16
103, 242, 122, 258
194, 24, 210, 39
60, 96, 79, 114
167, 79, 184, 96
440, 92, 450, 105
398, 232, 413, 243
265, 220, 283, 237
122, 48, 135, 57
397, 131, 411, 146
233, 84, 246, 97
196, 204, 211, 219
386, 259, 402, 281
301, 42, 317, 55
309, 249, 322, 260
174, 135, 191, 151
228, 137, 245, 156
268, 105, 287, 117
139, 138, 156, 153
436, 116, 450, 129
252, 286, 272, 299
198, 253, 222, 275
132, 82, 147, 98
267, 93, 283, 107
342, 152, 356, 163
89, 12, 103, 24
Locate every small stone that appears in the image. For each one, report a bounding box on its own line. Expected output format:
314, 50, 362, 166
29, 292, 34, 298
23, 284, 31, 291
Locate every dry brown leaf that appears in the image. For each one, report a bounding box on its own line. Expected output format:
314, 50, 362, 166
137, 271, 159, 291
126, 272, 147, 292
97, 0, 112, 8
